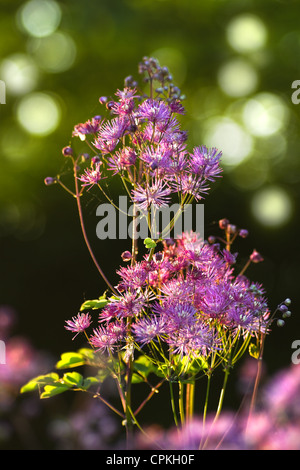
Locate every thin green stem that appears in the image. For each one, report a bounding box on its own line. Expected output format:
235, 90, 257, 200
179, 382, 185, 426
186, 381, 195, 423
169, 382, 179, 427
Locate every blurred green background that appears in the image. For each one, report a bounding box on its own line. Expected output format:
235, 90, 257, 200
0, 0, 300, 448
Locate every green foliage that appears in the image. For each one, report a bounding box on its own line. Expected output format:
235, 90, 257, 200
144, 238, 157, 249
249, 343, 260, 359
56, 349, 95, 369
80, 295, 108, 311
20, 348, 105, 399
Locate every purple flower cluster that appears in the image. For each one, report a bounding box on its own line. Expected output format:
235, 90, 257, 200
66, 231, 270, 361
70, 57, 222, 206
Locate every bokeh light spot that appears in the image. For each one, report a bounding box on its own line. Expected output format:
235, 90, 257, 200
28, 32, 77, 73
242, 93, 288, 137
16, 92, 61, 136
226, 14, 268, 53
251, 186, 293, 227
218, 59, 258, 97
204, 117, 253, 167
0, 53, 38, 95
17, 0, 61, 38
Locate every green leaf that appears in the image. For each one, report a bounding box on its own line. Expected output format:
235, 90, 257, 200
249, 343, 260, 359
20, 373, 60, 394
77, 348, 96, 361
80, 297, 108, 311
40, 384, 70, 399
131, 373, 145, 384
83, 376, 100, 390
144, 238, 157, 249
56, 352, 85, 369
20, 380, 40, 394
133, 355, 154, 378
62, 372, 83, 387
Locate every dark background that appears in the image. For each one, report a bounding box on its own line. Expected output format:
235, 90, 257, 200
0, 0, 299, 448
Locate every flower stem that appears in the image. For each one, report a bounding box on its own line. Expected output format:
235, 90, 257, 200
73, 159, 117, 294
185, 381, 195, 423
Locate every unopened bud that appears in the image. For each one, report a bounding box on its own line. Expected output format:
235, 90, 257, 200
227, 224, 237, 234
154, 252, 163, 262
44, 177, 56, 186
99, 96, 107, 105
62, 146, 73, 157
219, 218, 229, 230
106, 100, 115, 110
121, 251, 132, 262
239, 229, 249, 238
282, 310, 291, 319
279, 304, 288, 313
250, 249, 264, 263
91, 156, 101, 164
277, 319, 285, 327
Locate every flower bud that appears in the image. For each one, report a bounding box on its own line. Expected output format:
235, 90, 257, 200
44, 177, 56, 186
106, 100, 115, 110
154, 252, 163, 262
208, 236, 216, 244
284, 298, 292, 306
227, 224, 237, 234
250, 249, 264, 263
282, 310, 291, 319
121, 251, 132, 262
62, 146, 73, 157
99, 96, 107, 105
279, 304, 288, 313
239, 229, 249, 238
277, 319, 285, 327
91, 156, 101, 164
219, 218, 229, 229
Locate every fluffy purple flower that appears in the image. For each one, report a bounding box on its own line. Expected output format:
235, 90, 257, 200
116, 262, 151, 291
198, 284, 233, 320
166, 322, 214, 358
112, 87, 138, 116
73, 116, 102, 140
132, 179, 171, 211
170, 173, 209, 201
140, 144, 173, 171
189, 146, 222, 181
65, 313, 92, 339
89, 325, 121, 353
79, 162, 105, 189
158, 301, 197, 329
169, 99, 185, 115
137, 99, 171, 122
107, 147, 137, 174
94, 117, 130, 154
132, 315, 166, 346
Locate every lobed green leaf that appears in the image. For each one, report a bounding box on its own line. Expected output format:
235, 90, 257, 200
40, 384, 70, 399
56, 351, 86, 369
